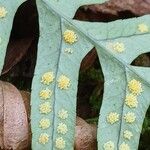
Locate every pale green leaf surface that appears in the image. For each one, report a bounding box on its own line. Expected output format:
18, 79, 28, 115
0, 0, 25, 74
31, 1, 93, 149
43, 0, 107, 19
96, 47, 150, 149
31, 1, 150, 150
73, 15, 150, 40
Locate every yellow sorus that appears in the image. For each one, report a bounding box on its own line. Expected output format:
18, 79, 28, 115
39, 89, 52, 100
112, 42, 125, 53
39, 133, 49, 144
58, 109, 68, 120
57, 75, 70, 90
41, 72, 54, 85
124, 112, 136, 123
55, 137, 66, 149
125, 94, 138, 108
0, 7, 7, 18
128, 79, 142, 95
39, 118, 51, 129
103, 141, 115, 150
64, 48, 73, 54
123, 130, 133, 140
107, 112, 120, 124
57, 123, 68, 134
39, 102, 52, 114
63, 30, 77, 44
119, 142, 130, 150
138, 23, 149, 33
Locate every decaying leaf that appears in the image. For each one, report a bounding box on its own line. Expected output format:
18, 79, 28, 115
87, 0, 150, 16
0, 81, 29, 150
80, 48, 97, 72
20, 91, 31, 121
75, 117, 97, 150
2, 38, 33, 75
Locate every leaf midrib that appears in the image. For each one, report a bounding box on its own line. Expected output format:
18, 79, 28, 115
51, 18, 63, 150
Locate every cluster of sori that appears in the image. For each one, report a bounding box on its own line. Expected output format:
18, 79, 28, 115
38, 71, 54, 145
55, 29, 78, 149
103, 23, 148, 150
0, 6, 7, 43
107, 23, 149, 53
63, 29, 78, 54
0, 6, 7, 19
38, 71, 71, 149
38, 28, 78, 149
55, 74, 70, 149
104, 79, 143, 150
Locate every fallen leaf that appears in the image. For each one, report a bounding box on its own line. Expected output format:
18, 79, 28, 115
0, 81, 29, 150
2, 38, 33, 75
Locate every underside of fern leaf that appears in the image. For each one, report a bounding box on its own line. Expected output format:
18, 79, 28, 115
29, 0, 150, 150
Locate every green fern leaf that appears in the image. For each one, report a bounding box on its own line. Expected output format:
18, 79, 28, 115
31, 0, 150, 150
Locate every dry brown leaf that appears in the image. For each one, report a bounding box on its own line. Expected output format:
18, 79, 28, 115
2, 38, 33, 75
75, 117, 97, 150
0, 81, 29, 150
87, 0, 150, 16
80, 49, 97, 72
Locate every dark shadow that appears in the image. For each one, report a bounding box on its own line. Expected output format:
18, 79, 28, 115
131, 53, 150, 67
77, 48, 104, 121
10, 0, 38, 39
